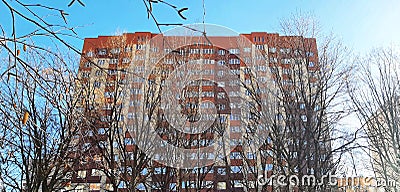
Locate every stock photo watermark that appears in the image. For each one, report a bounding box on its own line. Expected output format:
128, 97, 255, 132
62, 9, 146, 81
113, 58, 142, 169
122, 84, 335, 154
257, 173, 398, 189
257, 173, 337, 187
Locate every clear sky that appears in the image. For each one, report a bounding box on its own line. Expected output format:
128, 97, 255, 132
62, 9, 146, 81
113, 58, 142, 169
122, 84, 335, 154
61, 0, 400, 54
1, 0, 399, 54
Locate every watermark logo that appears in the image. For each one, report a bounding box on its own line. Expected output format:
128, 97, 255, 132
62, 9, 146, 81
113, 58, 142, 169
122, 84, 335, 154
257, 173, 338, 187
125, 24, 272, 169
257, 173, 398, 189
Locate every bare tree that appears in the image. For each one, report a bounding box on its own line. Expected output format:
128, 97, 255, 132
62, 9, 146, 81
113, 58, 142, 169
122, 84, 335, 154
0, 47, 81, 192
0, 0, 84, 80
0, 0, 187, 88
348, 47, 400, 191
246, 12, 359, 192
0, 1, 189, 191
69, 34, 163, 191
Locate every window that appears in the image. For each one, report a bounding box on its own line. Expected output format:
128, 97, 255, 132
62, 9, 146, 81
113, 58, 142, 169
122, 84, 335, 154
89, 183, 101, 190
140, 168, 148, 175
231, 166, 241, 173
95, 70, 102, 76
309, 168, 314, 174
256, 44, 264, 50
98, 128, 106, 134
280, 48, 291, 54
84, 62, 91, 68
301, 115, 307, 122
169, 183, 176, 191
135, 55, 144, 61
294, 49, 302, 56
204, 59, 215, 64
151, 47, 158, 52
190, 49, 200, 54
125, 46, 132, 52
207, 153, 215, 159
291, 151, 298, 158
201, 181, 213, 188
265, 164, 273, 171
154, 167, 165, 174
269, 57, 278, 63
308, 61, 315, 67
118, 181, 127, 189
276, 113, 283, 121
77, 170, 86, 178
154, 154, 161, 160
229, 59, 240, 64
100, 116, 109, 122
98, 48, 107, 55
281, 58, 291, 64
300, 103, 305, 109
203, 49, 214, 54
162, 58, 173, 65
245, 89, 252, 96
247, 152, 256, 159
283, 68, 291, 74
86, 51, 93, 57
126, 112, 133, 119
99, 141, 108, 148
109, 58, 118, 64
217, 104, 225, 110
97, 59, 105, 65
136, 44, 146, 50
217, 168, 226, 175
269, 47, 277, 53
107, 69, 117, 75
91, 169, 102, 176
104, 91, 114, 98
181, 181, 195, 189
217, 60, 225, 65
124, 138, 134, 145
110, 48, 120, 54
234, 180, 243, 188
283, 79, 293, 86
229, 48, 239, 54
257, 65, 267, 72
218, 49, 225, 55
230, 152, 241, 159
93, 81, 101, 88
230, 126, 241, 132
306, 51, 314, 57
230, 114, 240, 121
122, 58, 131, 64
244, 57, 251, 63
217, 182, 226, 190
229, 91, 239, 98
217, 92, 225, 99
254, 55, 264, 60
137, 183, 146, 190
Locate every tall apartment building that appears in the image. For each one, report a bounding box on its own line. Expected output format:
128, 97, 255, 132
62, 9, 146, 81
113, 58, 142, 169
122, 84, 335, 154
69, 29, 323, 191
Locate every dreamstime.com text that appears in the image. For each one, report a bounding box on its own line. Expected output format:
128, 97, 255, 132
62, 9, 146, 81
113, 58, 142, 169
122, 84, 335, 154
257, 173, 398, 188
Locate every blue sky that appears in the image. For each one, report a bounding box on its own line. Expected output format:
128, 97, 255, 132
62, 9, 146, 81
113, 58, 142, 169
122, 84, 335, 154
63, 0, 400, 54
1, 0, 400, 53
